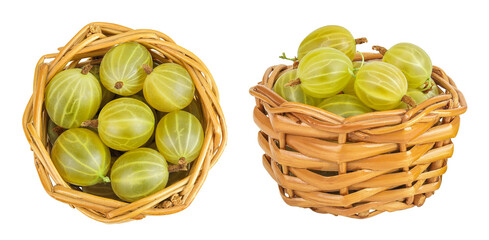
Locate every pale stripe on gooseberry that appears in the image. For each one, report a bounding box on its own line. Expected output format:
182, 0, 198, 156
110, 162, 163, 177
318, 94, 372, 118
383, 43, 432, 89
45, 68, 102, 129
56, 141, 100, 175
98, 98, 155, 151
273, 69, 318, 105
297, 47, 353, 98
397, 88, 430, 109
155, 110, 204, 164
100, 42, 153, 96
298, 25, 356, 60
110, 148, 168, 202
354, 61, 408, 110
143, 63, 195, 112
51, 128, 110, 186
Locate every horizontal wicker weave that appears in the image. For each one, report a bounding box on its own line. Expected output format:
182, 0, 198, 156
22, 22, 227, 223
250, 52, 467, 218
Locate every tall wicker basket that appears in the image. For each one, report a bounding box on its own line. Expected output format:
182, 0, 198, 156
250, 52, 467, 218
22, 22, 227, 223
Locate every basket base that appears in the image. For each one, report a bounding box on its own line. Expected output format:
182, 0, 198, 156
280, 185, 433, 219
263, 152, 444, 219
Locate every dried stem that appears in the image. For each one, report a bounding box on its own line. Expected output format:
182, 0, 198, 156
355, 37, 368, 45
284, 78, 301, 87
81, 64, 93, 75
292, 61, 299, 69
401, 95, 417, 108
81, 119, 99, 128
372, 45, 388, 55
168, 158, 189, 173
159, 194, 183, 208
114, 81, 124, 89
143, 64, 153, 75
52, 126, 66, 136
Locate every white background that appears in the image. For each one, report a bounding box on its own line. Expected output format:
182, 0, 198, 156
2, 0, 487, 239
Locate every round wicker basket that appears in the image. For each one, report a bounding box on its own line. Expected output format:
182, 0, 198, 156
250, 52, 467, 219
22, 22, 227, 223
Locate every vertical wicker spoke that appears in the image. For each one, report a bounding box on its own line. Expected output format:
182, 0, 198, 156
278, 132, 294, 198
337, 133, 349, 199
399, 143, 414, 205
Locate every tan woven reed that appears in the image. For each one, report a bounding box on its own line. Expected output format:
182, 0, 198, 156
250, 52, 467, 218
22, 22, 227, 223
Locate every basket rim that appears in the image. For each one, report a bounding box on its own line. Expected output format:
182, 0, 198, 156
250, 53, 467, 130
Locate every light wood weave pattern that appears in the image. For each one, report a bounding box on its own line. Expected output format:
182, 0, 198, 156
250, 53, 466, 218
22, 22, 227, 223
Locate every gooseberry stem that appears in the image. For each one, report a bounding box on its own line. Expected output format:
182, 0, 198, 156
352, 51, 366, 72
100, 175, 111, 183
355, 37, 368, 45
142, 64, 153, 75
114, 81, 124, 89
401, 95, 417, 108
81, 119, 99, 128
81, 64, 93, 75
52, 126, 66, 136
348, 68, 356, 78
284, 78, 301, 87
372, 45, 388, 55
168, 158, 189, 173
292, 61, 299, 69
421, 78, 435, 93
279, 52, 298, 62
358, 51, 365, 68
